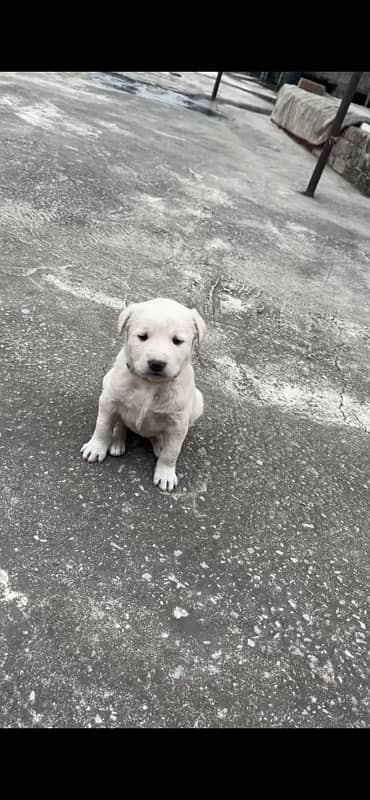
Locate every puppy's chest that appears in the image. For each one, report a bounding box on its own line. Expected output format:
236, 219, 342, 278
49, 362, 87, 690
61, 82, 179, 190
117, 390, 177, 436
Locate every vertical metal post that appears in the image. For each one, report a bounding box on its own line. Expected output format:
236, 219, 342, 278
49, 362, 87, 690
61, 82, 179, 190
211, 71, 223, 101
303, 71, 363, 197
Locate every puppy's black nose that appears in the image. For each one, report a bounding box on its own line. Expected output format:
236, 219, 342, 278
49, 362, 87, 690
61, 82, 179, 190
148, 359, 167, 374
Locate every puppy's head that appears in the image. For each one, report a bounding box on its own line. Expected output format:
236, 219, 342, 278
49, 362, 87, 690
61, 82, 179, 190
118, 297, 206, 381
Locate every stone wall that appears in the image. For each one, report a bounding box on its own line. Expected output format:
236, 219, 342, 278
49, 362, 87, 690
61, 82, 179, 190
309, 71, 370, 100
328, 126, 370, 196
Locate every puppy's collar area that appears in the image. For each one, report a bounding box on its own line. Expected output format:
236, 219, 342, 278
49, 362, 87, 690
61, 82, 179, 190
126, 363, 181, 383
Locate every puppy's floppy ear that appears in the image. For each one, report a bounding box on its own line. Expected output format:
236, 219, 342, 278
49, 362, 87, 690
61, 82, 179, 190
191, 308, 207, 345
117, 303, 136, 336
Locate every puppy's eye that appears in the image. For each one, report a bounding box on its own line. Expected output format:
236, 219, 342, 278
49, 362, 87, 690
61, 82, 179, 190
172, 337, 183, 346
138, 333, 148, 341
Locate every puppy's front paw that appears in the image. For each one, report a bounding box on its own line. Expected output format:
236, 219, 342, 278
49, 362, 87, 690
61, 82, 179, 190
109, 439, 126, 457
153, 464, 178, 492
80, 438, 108, 464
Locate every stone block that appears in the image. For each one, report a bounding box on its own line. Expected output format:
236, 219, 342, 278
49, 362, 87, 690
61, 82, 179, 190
356, 171, 370, 196
332, 156, 347, 174
333, 138, 352, 158
298, 77, 326, 96
353, 149, 369, 171
345, 126, 366, 145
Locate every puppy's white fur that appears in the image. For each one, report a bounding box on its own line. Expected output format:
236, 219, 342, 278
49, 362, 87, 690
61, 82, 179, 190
81, 298, 206, 492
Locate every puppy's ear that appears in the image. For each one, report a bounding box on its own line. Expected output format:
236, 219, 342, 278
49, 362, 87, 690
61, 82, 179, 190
117, 303, 136, 336
192, 308, 207, 346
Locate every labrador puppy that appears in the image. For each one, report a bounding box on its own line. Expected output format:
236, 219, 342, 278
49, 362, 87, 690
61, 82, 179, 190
81, 297, 206, 491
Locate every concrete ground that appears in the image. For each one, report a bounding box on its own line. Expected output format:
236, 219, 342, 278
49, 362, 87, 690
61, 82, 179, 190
0, 72, 369, 728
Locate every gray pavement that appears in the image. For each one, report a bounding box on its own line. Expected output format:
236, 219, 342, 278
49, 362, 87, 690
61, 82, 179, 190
0, 72, 369, 728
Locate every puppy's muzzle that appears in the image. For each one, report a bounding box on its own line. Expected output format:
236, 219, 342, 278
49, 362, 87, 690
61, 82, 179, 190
148, 359, 167, 376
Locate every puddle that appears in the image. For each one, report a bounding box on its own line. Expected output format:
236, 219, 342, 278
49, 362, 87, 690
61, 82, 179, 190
89, 72, 227, 119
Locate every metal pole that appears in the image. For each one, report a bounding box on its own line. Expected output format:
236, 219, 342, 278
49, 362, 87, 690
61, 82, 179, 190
211, 71, 223, 101
303, 71, 363, 197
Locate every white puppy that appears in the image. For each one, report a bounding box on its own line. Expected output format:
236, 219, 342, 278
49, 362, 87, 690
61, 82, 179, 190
81, 298, 206, 492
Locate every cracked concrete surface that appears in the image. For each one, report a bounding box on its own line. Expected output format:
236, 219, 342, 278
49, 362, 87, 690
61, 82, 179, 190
0, 72, 369, 728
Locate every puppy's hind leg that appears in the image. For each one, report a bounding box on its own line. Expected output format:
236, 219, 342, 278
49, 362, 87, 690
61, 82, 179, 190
189, 388, 204, 427
109, 418, 127, 457
150, 434, 163, 459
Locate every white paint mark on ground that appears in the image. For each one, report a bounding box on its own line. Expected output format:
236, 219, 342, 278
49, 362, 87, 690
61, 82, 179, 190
0, 568, 28, 609
173, 475, 209, 518
0, 199, 57, 236
220, 296, 245, 313
167, 573, 186, 589
170, 666, 185, 680
30, 709, 43, 724
44, 274, 124, 311
205, 237, 232, 253
137, 194, 168, 214
215, 355, 370, 432
175, 174, 233, 207
153, 129, 186, 142
2, 96, 100, 138
173, 607, 189, 619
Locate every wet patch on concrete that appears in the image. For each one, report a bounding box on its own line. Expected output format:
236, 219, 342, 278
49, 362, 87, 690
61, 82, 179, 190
92, 72, 227, 119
